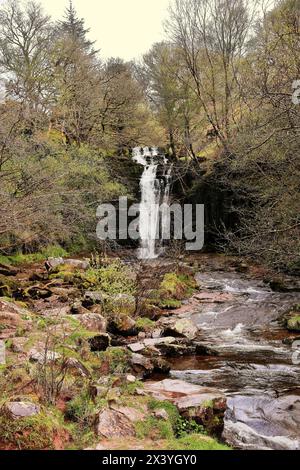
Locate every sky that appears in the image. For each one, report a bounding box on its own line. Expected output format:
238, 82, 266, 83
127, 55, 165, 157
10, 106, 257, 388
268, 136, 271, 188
38, 0, 171, 61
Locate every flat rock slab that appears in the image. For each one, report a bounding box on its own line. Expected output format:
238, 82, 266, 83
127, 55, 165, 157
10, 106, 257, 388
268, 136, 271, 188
4, 401, 40, 419
95, 409, 135, 439
195, 292, 235, 303
144, 379, 226, 433
128, 336, 176, 352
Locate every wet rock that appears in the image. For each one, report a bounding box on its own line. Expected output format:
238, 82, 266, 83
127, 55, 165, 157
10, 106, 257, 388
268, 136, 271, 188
223, 393, 300, 450
195, 292, 235, 303
160, 318, 198, 340
144, 379, 226, 434
88, 333, 111, 352
108, 294, 136, 316
223, 420, 299, 450
128, 336, 176, 353
77, 313, 107, 332
109, 314, 137, 336
158, 341, 196, 357
3, 401, 40, 419
95, 409, 135, 438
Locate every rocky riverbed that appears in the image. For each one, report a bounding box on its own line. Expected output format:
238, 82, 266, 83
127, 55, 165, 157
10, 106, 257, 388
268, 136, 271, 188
0, 253, 299, 450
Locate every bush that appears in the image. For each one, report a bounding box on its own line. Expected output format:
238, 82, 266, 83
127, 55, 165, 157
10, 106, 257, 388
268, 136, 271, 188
81, 260, 136, 296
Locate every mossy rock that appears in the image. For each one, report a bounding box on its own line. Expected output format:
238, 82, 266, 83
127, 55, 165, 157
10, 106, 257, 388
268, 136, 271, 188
0, 408, 69, 450
287, 316, 300, 332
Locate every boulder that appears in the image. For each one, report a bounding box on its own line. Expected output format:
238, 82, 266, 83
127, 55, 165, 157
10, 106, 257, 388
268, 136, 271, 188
110, 404, 146, 423
108, 294, 136, 316
95, 409, 135, 438
109, 314, 137, 336
127, 336, 176, 353
144, 379, 226, 434
78, 313, 107, 332
3, 401, 40, 419
160, 318, 198, 340
130, 353, 154, 377
88, 333, 111, 352
29, 348, 61, 364
64, 259, 90, 270
83, 291, 104, 307
47, 258, 89, 271
153, 409, 169, 421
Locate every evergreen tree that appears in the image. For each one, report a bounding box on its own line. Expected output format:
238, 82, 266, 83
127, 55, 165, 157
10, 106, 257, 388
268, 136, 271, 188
58, 1, 96, 52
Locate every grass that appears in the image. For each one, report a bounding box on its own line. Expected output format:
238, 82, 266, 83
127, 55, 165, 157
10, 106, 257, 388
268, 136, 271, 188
0, 245, 68, 266
167, 434, 231, 450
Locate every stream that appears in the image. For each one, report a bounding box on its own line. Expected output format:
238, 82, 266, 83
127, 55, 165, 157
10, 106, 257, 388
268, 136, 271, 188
130, 147, 300, 450
165, 260, 300, 450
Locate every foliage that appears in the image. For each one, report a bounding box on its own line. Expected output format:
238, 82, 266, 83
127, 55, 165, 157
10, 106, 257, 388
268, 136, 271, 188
81, 260, 137, 296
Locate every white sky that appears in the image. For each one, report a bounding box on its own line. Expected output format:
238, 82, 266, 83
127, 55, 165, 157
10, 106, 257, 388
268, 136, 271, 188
39, 0, 171, 61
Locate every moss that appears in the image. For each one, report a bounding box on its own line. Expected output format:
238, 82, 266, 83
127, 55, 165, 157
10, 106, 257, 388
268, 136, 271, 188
79, 260, 136, 296
97, 347, 131, 374
0, 246, 68, 267
0, 408, 69, 450
159, 299, 182, 309
287, 316, 300, 331
136, 317, 155, 332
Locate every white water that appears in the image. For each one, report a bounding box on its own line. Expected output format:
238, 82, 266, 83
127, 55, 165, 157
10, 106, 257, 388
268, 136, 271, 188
133, 146, 171, 260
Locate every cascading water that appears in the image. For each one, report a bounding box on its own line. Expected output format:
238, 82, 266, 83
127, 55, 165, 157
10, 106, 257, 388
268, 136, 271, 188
133, 146, 172, 260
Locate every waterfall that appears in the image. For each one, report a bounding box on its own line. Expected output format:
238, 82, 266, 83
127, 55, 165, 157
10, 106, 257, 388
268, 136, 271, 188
133, 146, 172, 260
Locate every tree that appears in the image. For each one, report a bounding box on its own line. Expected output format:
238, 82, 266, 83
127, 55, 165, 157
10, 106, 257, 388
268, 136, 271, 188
0, 0, 54, 114
166, 0, 258, 151
57, 0, 96, 53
